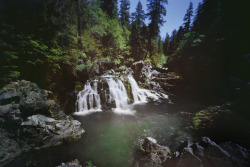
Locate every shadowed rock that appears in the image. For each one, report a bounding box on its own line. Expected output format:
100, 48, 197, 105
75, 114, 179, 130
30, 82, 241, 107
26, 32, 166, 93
0, 80, 85, 166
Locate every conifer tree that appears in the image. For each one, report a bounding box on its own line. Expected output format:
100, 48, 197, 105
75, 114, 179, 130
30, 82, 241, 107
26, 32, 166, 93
101, 0, 118, 19
147, 0, 168, 38
147, 0, 168, 57
129, 1, 147, 61
163, 33, 170, 56
183, 1, 193, 33
133, 1, 146, 28
119, 0, 130, 27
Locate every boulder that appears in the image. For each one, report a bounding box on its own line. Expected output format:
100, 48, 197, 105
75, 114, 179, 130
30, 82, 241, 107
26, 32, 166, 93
176, 150, 203, 167
200, 137, 250, 167
0, 80, 85, 165
20, 114, 84, 148
131, 61, 145, 81
0, 129, 21, 166
0, 89, 19, 105
0, 104, 19, 117
133, 137, 171, 167
135, 137, 250, 167
165, 137, 250, 167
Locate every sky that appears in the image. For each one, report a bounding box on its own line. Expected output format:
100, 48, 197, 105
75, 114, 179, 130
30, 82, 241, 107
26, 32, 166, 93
118, 0, 203, 39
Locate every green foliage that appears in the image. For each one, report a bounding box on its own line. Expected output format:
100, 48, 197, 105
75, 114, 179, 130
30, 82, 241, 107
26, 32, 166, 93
119, 66, 126, 71
114, 59, 121, 65
87, 161, 93, 167
144, 57, 152, 64
75, 64, 85, 72
70, 132, 77, 139
152, 53, 167, 68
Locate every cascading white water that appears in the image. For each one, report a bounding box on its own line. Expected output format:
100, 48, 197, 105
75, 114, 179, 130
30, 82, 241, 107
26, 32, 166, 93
75, 80, 102, 115
104, 77, 135, 115
75, 75, 168, 115
128, 76, 159, 103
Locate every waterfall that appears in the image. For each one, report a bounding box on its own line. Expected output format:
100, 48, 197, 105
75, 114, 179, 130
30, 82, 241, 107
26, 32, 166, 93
128, 76, 159, 103
75, 80, 102, 115
74, 75, 168, 115
104, 76, 135, 115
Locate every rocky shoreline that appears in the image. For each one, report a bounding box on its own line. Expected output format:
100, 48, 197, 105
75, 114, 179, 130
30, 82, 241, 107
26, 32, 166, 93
133, 137, 250, 167
0, 80, 84, 166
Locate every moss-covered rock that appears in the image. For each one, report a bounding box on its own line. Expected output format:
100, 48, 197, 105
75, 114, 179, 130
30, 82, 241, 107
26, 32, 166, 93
192, 108, 220, 130
191, 105, 232, 131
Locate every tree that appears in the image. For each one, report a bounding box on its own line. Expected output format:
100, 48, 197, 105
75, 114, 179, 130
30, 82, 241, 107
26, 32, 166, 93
101, 0, 118, 19
157, 36, 163, 54
192, 2, 203, 32
129, 1, 147, 61
163, 33, 170, 56
147, 0, 168, 57
176, 26, 185, 43
183, 1, 193, 33
132, 1, 146, 28
147, 0, 168, 38
119, 0, 130, 27
167, 29, 177, 55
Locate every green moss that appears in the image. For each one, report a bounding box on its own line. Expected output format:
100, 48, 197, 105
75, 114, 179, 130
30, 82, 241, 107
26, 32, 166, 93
70, 132, 77, 139
192, 108, 219, 129
75, 83, 84, 92
2, 87, 15, 92
192, 117, 201, 127
138, 81, 146, 88
126, 81, 132, 100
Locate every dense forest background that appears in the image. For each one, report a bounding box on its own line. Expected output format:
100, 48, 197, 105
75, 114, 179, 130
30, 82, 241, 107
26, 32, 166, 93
0, 0, 249, 105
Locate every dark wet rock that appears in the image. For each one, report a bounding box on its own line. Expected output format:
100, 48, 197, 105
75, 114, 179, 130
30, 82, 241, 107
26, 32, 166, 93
199, 137, 250, 167
0, 80, 85, 165
131, 61, 145, 81
46, 100, 65, 120
134, 137, 250, 167
0, 83, 19, 104
0, 129, 21, 166
18, 82, 48, 116
162, 137, 250, 167
96, 61, 116, 75
176, 150, 203, 167
0, 104, 19, 117
133, 137, 171, 167
219, 142, 250, 167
